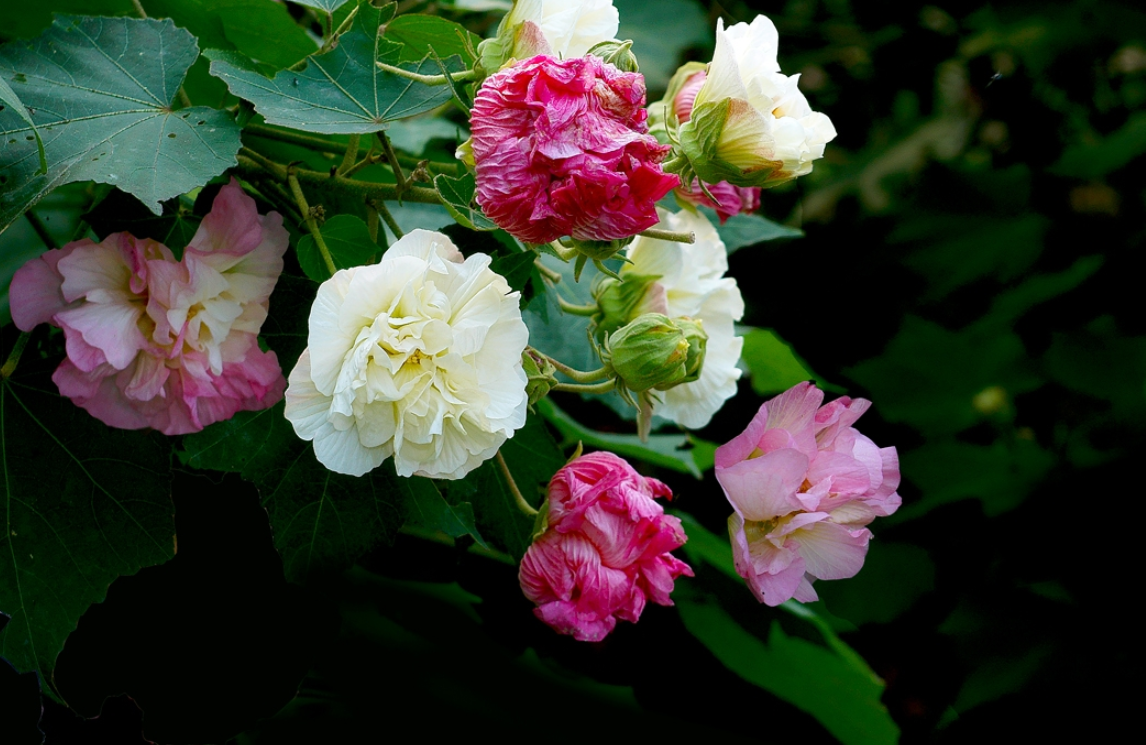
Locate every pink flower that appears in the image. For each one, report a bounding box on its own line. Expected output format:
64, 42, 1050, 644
715, 382, 901, 606
10, 180, 288, 434
470, 54, 679, 244
669, 69, 761, 223
519, 451, 693, 641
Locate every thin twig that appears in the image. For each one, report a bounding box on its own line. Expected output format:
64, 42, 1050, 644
551, 379, 616, 395
287, 170, 338, 277
638, 228, 696, 243
24, 211, 57, 250
376, 61, 477, 86
557, 295, 598, 316
337, 134, 360, 176
496, 450, 538, 517
378, 132, 407, 197
371, 198, 404, 240
2, 333, 31, 380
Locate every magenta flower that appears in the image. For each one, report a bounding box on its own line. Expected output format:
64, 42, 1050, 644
668, 69, 762, 223
10, 180, 288, 435
715, 382, 901, 606
470, 54, 679, 244
519, 451, 693, 641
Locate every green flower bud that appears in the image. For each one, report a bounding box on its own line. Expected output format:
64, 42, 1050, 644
675, 317, 708, 385
521, 349, 558, 407
587, 39, 639, 73
590, 273, 662, 343
607, 314, 691, 394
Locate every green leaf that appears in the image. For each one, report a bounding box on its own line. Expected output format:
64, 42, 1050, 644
0, 77, 45, 175
490, 249, 536, 296
434, 172, 497, 231
814, 542, 936, 626
0, 16, 242, 230
741, 327, 835, 395
385, 116, 464, 156
614, 0, 711, 93
700, 206, 804, 253
537, 398, 708, 478
0, 378, 174, 690
290, 0, 352, 12
179, 403, 405, 580
1051, 111, 1146, 178
296, 214, 378, 281
206, 5, 466, 135
675, 588, 899, 745
145, 0, 318, 69
385, 14, 480, 65
398, 477, 487, 548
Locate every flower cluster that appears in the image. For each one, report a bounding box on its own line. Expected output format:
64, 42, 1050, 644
715, 382, 901, 606
469, 53, 679, 244
283, 230, 529, 480
519, 451, 693, 641
10, 180, 288, 434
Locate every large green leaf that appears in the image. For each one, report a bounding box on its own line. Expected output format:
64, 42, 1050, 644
701, 207, 803, 253
0, 76, 44, 174
146, 0, 319, 69
296, 214, 378, 282
434, 172, 497, 231
179, 403, 408, 580
290, 0, 352, 12
0, 377, 174, 690
385, 14, 480, 64
741, 327, 837, 396
0, 16, 241, 232
206, 2, 464, 134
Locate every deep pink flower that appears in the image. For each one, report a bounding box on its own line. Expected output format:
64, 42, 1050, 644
519, 451, 693, 641
715, 382, 901, 606
10, 180, 288, 434
670, 69, 761, 223
470, 54, 679, 244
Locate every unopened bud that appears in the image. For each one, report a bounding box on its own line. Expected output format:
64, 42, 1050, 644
591, 273, 663, 342
588, 39, 639, 73
675, 317, 707, 385
607, 314, 690, 394
522, 349, 558, 406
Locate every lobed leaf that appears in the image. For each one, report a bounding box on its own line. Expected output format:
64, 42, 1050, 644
385, 14, 481, 65
434, 172, 497, 231
0, 16, 241, 232
296, 214, 379, 282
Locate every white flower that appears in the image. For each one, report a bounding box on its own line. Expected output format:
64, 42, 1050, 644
504, 0, 619, 59
284, 230, 529, 479
680, 15, 837, 188
623, 209, 744, 429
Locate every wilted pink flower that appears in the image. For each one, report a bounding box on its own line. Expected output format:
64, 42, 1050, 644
470, 54, 679, 244
675, 178, 761, 223
715, 382, 901, 606
10, 180, 288, 434
519, 451, 693, 641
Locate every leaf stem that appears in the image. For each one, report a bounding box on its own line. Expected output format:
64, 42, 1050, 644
397, 524, 515, 565
287, 169, 338, 277
365, 202, 379, 243
235, 152, 443, 205
375, 62, 477, 86
24, 211, 57, 250
496, 450, 538, 517
557, 295, 598, 317
551, 379, 617, 395
243, 124, 460, 175
550, 242, 579, 261
378, 132, 407, 197
130, 0, 147, 18
370, 198, 404, 240
1, 333, 31, 380
527, 347, 610, 383
638, 228, 696, 244
337, 134, 360, 176
533, 259, 562, 284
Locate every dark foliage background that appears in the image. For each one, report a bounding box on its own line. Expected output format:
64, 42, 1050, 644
2, 0, 1143, 742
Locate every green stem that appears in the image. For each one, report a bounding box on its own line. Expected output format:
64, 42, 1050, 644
235, 153, 442, 205
365, 202, 379, 243
552, 379, 617, 395
24, 211, 57, 250
287, 171, 338, 277
333, 5, 359, 37
244, 124, 460, 175
533, 259, 562, 284
397, 524, 515, 565
496, 450, 538, 517
638, 228, 696, 244
2, 333, 31, 380
557, 295, 598, 317
550, 242, 579, 261
130, 0, 147, 18
337, 134, 360, 176
375, 61, 477, 86
378, 132, 407, 197
527, 347, 610, 383
372, 198, 404, 240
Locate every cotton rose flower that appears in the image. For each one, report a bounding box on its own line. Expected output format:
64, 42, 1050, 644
470, 54, 679, 245
715, 382, 901, 606
478, 0, 620, 74
283, 229, 529, 479
9, 180, 288, 434
519, 451, 693, 641
616, 208, 745, 430
675, 15, 837, 189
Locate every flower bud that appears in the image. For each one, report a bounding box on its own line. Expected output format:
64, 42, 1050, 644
607, 313, 691, 394
591, 273, 664, 342
587, 39, 639, 73
521, 349, 558, 406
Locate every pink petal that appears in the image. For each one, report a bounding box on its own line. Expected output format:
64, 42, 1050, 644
794, 521, 870, 581
716, 448, 809, 521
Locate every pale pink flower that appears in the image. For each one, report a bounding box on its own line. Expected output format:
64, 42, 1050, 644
470, 54, 679, 244
9, 180, 288, 434
519, 451, 693, 641
669, 69, 762, 223
715, 382, 901, 606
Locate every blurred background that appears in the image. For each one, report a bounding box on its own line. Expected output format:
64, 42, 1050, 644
2, 0, 1143, 742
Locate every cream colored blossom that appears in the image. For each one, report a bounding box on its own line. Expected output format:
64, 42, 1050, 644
284, 230, 529, 479
623, 209, 744, 429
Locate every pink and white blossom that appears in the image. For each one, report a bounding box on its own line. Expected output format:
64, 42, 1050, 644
519, 451, 693, 641
470, 54, 679, 244
715, 382, 901, 606
9, 180, 288, 434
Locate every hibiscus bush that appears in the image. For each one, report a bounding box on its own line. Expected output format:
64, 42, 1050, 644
1, 0, 1139, 742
